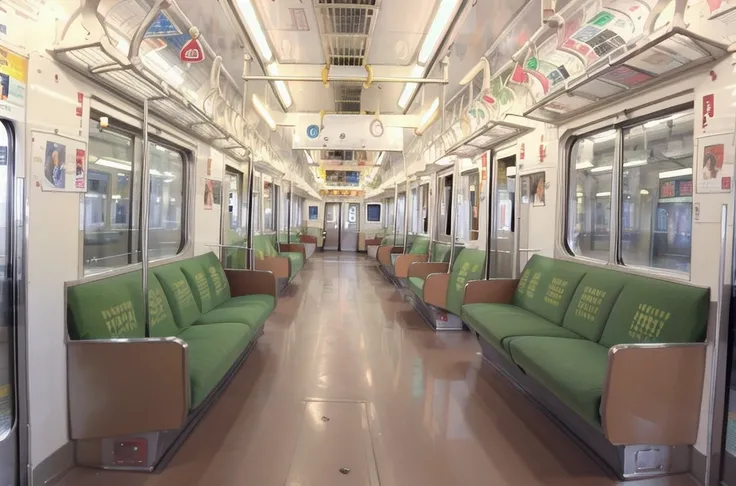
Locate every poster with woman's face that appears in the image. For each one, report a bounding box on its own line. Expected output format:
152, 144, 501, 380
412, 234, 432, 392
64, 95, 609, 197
204, 179, 214, 210
531, 171, 546, 206
697, 134, 734, 194
44, 141, 66, 189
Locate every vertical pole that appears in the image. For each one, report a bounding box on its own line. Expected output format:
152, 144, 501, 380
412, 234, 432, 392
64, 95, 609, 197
485, 152, 495, 280
140, 99, 151, 337
246, 153, 255, 270
392, 183, 399, 246
448, 158, 459, 269
287, 179, 293, 243
427, 174, 436, 260
402, 157, 409, 253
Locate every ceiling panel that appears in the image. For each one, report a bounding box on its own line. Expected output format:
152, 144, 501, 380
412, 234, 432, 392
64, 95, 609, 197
366, 0, 437, 65
254, 0, 326, 64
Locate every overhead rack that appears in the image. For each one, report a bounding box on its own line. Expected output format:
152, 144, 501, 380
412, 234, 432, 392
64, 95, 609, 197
51, 0, 286, 167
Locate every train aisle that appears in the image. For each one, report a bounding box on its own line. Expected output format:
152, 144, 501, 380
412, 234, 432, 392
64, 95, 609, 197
58, 253, 696, 486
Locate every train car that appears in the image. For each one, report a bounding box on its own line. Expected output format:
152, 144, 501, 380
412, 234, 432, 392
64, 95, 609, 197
0, 0, 734, 484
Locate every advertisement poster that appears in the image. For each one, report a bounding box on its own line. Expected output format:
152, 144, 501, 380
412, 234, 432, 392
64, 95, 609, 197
203, 178, 222, 209
703, 93, 715, 129
31, 131, 87, 192
309, 206, 318, 220
531, 171, 546, 206
0, 47, 27, 110
696, 133, 735, 193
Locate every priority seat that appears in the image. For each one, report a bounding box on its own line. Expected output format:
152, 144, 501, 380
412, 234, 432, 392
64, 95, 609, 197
461, 254, 709, 453
65, 251, 277, 441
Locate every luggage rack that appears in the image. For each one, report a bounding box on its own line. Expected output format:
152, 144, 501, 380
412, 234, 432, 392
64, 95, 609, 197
50, 0, 281, 164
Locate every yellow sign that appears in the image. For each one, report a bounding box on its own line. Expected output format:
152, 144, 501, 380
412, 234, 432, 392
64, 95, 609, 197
319, 189, 364, 197
0, 47, 27, 107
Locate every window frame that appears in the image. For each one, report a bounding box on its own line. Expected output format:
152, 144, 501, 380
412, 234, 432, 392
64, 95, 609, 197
435, 168, 454, 242
82, 110, 192, 276
563, 101, 695, 280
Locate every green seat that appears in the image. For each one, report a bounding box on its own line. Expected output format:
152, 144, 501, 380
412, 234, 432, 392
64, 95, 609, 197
179, 323, 254, 408
431, 242, 451, 263
444, 248, 486, 315
508, 336, 609, 427
280, 251, 304, 277
254, 234, 303, 281
408, 277, 425, 297
387, 236, 430, 270
462, 303, 583, 358
196, 295, 276, 329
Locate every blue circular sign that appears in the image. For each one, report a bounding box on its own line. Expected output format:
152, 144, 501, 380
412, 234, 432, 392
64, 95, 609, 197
306, 124, 320, 139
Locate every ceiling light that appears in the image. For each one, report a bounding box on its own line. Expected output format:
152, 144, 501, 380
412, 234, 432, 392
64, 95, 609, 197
418, 0, 460, 65
398, 65, 425, 109
623, 159, 648, 168
415, 98, 440, 136
640, 189, 650, 195
590, 165, 613, 173
659, 168, 692, 179
95, 158, 132, 171
596, 191, 611, 197
267, 63, 292, 108
375, 152, 385, 166
252, 94, 276, 131
237, 0, 273, 62
576, 161, 593, 170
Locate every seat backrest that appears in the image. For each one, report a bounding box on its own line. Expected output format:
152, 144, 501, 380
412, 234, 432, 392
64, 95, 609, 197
430, 242, 451, 263
254, 234, 279, 259
512, 255, 587, 325
445, 248, 486, 315
408, 235, 430, 255
152, 263, 202, 330
599, 274, 709, 347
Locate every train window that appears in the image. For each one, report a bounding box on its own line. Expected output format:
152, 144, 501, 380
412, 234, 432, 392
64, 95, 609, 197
410, 186, 418, 232
148, 143, 185, 260
366, 203, 381, 222
566, 107, 694, 276
621, 110, 693, 274
264, 180, 274, 232
437, 173, 454, 238
253, 174, 261, 233
387, 197, 395, 228
420, 183, 429, 233
397, 193, 406, 233
567, 130, 616, 262
468, 172, 480, 241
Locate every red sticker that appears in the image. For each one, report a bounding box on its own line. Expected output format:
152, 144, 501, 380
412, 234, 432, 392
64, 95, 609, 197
180, 38, 204, 63
722, 176, 731, 190
703, 94, 714, 129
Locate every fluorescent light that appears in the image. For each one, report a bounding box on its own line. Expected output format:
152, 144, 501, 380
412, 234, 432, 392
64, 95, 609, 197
154, 144, 166, 152
415, 97, 440, 135
659, 168, 692, 179
252, 94, 276, 131
418, 0, 460, 65
436, 156, 454, 166
596, 191, 611, 197
150, 169, 163, 176
623, 159, 648, 168
398, 65, 425, 109
95, 158, 132, 171
576, 161, 593, 170
576, 192, 584, 197
375, 152, 385, 166
590, 165, 613, 173
237, 0, 273, 62
267, 63, 292, 108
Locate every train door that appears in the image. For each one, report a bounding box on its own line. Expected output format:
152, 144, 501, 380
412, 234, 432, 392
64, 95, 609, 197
341, 203, 360, 251
0, 120, 20, 485
324, 202, 341, 250
489, 155, 516, 278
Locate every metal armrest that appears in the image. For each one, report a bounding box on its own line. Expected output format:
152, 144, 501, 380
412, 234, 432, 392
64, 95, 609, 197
601, 342, 706, 445
394, 254, 429, 278
407, 262, 449, 279
280, 243, 307, 262
424, 273, 450, 309
463, 279, 519, 305
67, 338, 189, 439
225, 269, 278, 298
255, 256, 290, 279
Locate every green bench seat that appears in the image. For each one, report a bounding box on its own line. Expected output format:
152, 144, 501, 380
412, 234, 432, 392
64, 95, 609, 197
461, 254, 709, 449
66, 251, 278, 441
253, 234, 306, 283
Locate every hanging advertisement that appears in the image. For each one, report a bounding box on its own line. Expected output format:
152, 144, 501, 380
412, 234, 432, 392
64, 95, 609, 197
31, 131, 87, 192
696, 133, 735, 193
530, 171, 546, 206
0, 47, 27, 118
203, 179, 221, 209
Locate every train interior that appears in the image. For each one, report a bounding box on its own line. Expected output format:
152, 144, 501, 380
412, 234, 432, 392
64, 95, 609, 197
0, 0, 735, 484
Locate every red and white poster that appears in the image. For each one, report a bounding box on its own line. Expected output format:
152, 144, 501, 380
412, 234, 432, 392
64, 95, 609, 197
75, 149, 86, 189
702, 93, 715, 129
697, 133, 734, 194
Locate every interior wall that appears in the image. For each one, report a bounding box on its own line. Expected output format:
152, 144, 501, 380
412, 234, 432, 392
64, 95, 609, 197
193, 147, 224, 255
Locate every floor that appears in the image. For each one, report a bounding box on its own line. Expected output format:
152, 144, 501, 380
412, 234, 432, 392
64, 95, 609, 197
58, 253, 700, 486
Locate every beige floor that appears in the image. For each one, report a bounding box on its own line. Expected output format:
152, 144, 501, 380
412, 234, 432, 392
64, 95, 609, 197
58, 252, 699, 486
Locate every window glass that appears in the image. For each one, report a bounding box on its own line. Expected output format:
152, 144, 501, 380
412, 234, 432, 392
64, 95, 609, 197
567, 129, 616, 261
387, 197, 395, 228
85, 125, 137, 272
420, 184, 429, 233
367, 203, 381, 222
468, 172, 480, 241
621, 110, 693, 273
410, 187, 418, 233
253, 174, 261, 233
396, 193, 406, 235
264, 179, 274, 232
148, 143, 185, 260
438, 174, 453, 237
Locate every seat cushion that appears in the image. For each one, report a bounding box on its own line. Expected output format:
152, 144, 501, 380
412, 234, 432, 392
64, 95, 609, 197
508, 337, 609, 427
512, 255, 587, 325
409, 236, 429, 255
561, 267, 628, 342
196, 294, 276, 329
408, 277, 425, 298
280, 252, 303, 276
462, 304, 583, 358
198, 252, 232, 308
152, 263, 201, 329
179, 259, 215, 314
178, 323, 254, 408
599, 274, 710, 348
446, 248, 486, 315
